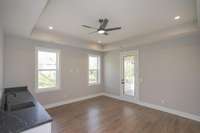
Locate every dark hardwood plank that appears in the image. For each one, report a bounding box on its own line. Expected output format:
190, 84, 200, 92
47, 96, 200, 133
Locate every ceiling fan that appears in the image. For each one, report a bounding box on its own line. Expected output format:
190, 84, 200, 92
82, 18, 121, 35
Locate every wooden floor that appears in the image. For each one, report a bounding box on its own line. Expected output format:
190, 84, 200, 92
47, 96, 200, 133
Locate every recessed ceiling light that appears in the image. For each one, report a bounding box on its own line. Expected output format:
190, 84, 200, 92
98, 30, 105, 34
174, 16, 180, 20
48, 26, 53, 30
98, 40, 102, 44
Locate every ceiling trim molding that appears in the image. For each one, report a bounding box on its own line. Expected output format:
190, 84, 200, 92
197, 0, 200, 27
1, 0, 49, 37
31, 22, 200, 52
103, 22, 200, 51
31, 28, 103, 51
30, 0, 51, 36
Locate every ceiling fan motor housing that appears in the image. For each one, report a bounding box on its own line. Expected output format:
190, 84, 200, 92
99, 19, 104, 23
82, 18, 121, 36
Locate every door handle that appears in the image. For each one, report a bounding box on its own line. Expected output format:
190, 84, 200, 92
121, 79, 125, 84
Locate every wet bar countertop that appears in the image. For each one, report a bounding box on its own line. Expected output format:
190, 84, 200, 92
0, 87, 52, 133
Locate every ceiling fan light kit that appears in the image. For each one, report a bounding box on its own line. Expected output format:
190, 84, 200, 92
82, 18, 121, 36
98, 30, 105, 34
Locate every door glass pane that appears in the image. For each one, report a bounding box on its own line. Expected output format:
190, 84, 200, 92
124, 56, 135, 96
38, 71, 56, 89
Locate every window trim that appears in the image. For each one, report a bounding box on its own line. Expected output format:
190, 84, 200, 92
88, 54, 101, 86
35, 47, 61, 93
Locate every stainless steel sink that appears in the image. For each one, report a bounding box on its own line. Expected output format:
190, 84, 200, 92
9, 102, 35, 112
3, 87, 36, 112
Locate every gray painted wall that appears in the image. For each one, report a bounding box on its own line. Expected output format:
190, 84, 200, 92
3, 31, 200, 116
103, 50, 120, 96
4, 35, 104, 106
104, 32, 200, 116
0, 26, 4, 100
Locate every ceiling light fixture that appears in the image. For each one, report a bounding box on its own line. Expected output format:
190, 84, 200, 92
98, 40, 102, 44
98, 30, 105, 34
174, 16, 180, 20
48, 26, 53, 30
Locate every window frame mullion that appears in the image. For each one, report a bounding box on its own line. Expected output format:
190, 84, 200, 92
36, 47, 61, 93
88, 55, 101, 86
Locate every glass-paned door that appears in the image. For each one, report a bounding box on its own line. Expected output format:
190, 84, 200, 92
120, 50, 138, 101
123, 55, 135, 96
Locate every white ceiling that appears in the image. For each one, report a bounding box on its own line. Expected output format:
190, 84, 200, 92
0, 0, 199, 51
0, 0, 48, 37
35, 0, 197, 44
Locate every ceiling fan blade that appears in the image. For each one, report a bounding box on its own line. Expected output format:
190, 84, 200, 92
105, 27, 121, 31
88, 31, 98, 34
100, 19, 109, 29
82, 25, 97, 30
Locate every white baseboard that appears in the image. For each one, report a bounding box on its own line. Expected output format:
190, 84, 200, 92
102, 93, 123, 101
44, 92, 200, 122
103, 93, 137, 103
102, 93, 200, 122
138, 101, 200, 122
44, 93, 104, 109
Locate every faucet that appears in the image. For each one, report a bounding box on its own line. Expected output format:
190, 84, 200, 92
4, 92, 17, 111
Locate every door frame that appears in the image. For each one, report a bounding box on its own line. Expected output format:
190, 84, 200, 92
120, 50, 139, 103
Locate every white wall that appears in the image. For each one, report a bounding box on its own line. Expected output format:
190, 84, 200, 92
0, 26, 4, 100
4, 31, 200, 117
104, 32, 200, 116
4, 35, 104, 106
103, 50, 120, 96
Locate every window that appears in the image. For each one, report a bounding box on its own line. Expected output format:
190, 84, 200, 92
36, 48, 60, 92
88, 55, 100, 85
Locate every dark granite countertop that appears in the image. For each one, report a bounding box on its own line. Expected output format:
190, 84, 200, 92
0, 87, 52, 133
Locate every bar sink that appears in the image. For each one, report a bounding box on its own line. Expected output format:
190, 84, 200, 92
9, 102, 35, 112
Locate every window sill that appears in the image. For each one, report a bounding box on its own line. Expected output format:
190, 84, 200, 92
88, 83, 100, 87
36, 87, 60, 93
